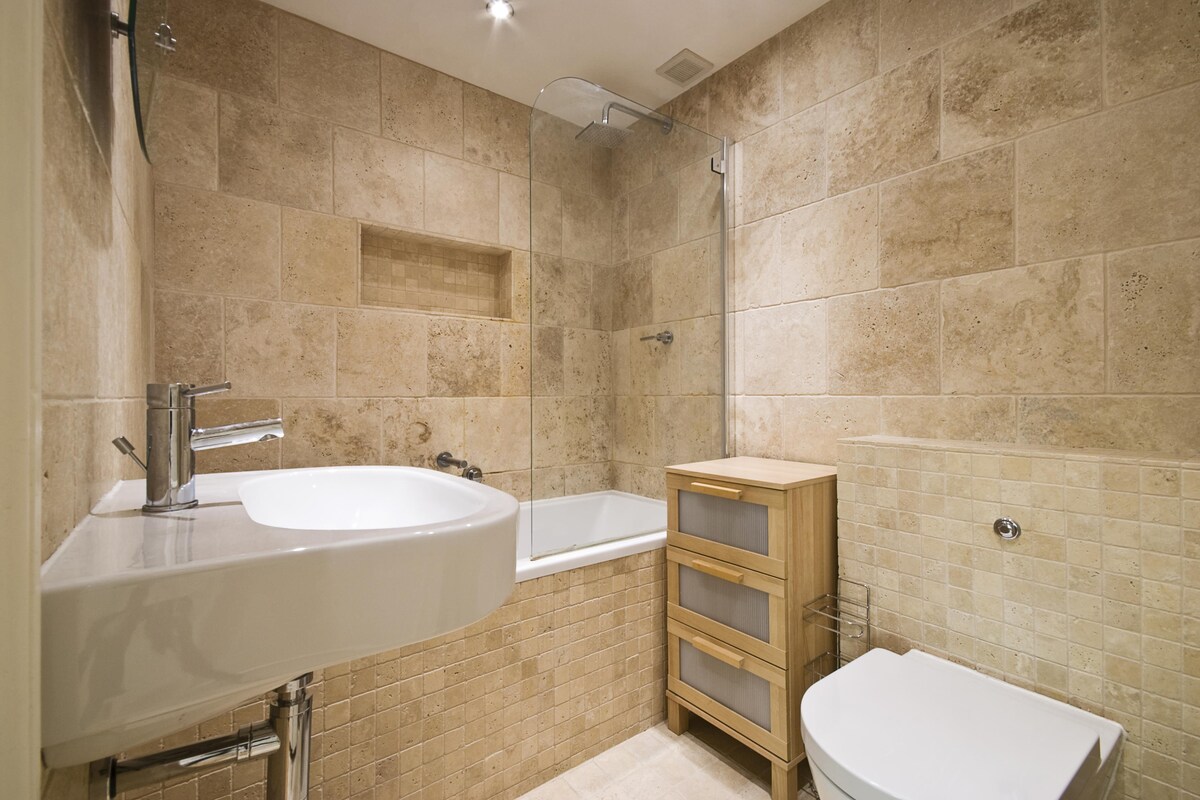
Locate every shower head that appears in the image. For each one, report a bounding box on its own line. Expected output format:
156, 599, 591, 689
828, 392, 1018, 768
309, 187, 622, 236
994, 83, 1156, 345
575, 121, 633, 148
574, 101, 674, 148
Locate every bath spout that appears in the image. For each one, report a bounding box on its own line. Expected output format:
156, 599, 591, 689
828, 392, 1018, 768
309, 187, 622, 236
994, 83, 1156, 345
191, 419, 285, 451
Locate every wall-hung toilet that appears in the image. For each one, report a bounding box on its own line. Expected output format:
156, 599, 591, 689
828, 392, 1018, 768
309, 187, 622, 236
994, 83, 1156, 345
800, 649, 1124, 800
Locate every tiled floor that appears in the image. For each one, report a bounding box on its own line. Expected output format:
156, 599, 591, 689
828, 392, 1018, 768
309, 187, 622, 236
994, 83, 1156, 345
518, 720, 819, 800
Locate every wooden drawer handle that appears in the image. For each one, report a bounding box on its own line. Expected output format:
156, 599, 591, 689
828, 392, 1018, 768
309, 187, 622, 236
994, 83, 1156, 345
689, 558, 745, 584
689, 481, 743, 500
691, 636, 745, 670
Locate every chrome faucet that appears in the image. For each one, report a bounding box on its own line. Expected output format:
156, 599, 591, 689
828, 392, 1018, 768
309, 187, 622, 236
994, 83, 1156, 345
436, 451, 484, 482
113, 382, 285, 512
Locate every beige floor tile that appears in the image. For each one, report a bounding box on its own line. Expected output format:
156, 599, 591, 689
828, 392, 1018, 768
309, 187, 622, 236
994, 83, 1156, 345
517, 722, 817, 800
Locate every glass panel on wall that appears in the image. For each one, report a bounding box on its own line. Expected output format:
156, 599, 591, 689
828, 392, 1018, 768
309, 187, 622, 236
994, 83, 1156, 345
528, 77, 727, 559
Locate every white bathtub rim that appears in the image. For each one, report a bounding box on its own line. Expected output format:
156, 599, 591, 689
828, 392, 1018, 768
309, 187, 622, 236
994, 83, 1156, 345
515, 530, 665, 582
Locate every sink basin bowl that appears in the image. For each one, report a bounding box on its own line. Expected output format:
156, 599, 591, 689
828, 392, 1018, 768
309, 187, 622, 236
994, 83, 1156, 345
238, 466, 488, 530
40, 466, 518, 768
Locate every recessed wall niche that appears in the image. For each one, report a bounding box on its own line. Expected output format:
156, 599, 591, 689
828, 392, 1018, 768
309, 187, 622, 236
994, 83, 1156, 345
360, 224, 513, 319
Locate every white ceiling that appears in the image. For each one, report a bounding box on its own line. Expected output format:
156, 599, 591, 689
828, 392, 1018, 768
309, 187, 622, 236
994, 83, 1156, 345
262, 0, 830, 110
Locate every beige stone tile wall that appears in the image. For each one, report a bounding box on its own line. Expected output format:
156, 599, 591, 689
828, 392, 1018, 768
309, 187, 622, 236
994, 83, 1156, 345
148, 0, 539, 495
40, 0, 154, 561
70, 551, 664, 800
670, 0, 1200, 465
836, 435, 1200, 799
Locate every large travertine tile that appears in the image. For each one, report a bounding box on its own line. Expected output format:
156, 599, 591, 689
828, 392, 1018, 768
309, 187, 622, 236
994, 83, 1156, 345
532, 255, 593, 330
464, 397, 532, 473
881, 396, 1018, 442
534, 397, 611, 467
879, 0, 1009, 70
382, 398, 464, 469
41, 402, 77, 558
1018, 397, 1200, 456
827, 52, 940, 194
424, 153, 499, 244
780, 185, 878, 301
734, 396, 784, 459
463, 85, 529, 177
562, 191, 611, 264
613, 257, 654, 331
628, 175, 678, 258
827, 284, 940, 394
428, 316, 501, 396
531, 181, 563, 256
154, 291, 223, 385
677, 315, 724, 396
163, 0, 277, 102
281, 399, 382, 468
879, 146, 1013, 286
155, 184, 280, 298
1016, 84, 1200, 263
652, 238, 721, 323
738, 303, 827, 395
281, 209, 358, 307
942, 0, 1102, 157
733, 217, 781, 311
615, 397, 655, 463
332, 128, 424, 229
218, 93, 332, 213
656, 396, 724, 465
225, 299, 336, 397
509, 250, 531, 323
781, 396, 882, 465
278, 14, 380, 133
563, 329, 611, 396
737, 105, 826, 224
780, 0, 878, 116
707, 37, 781, 142
42, 34, 107, 399
499, 172, 531, 251
532, 326, 564, 397
1107, 239, 1200, 393
677, 157, 723, 244
336, 310, 428, 397
1104, 0, 1200, 104
195, 399, 281, 474
942, 258, 1104, 393
381, 54, 463, 157
500, 322, 530, 396
146, 75, 218, 190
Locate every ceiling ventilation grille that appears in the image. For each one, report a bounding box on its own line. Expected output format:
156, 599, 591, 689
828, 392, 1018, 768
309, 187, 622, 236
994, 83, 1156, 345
656, 48, 714, 86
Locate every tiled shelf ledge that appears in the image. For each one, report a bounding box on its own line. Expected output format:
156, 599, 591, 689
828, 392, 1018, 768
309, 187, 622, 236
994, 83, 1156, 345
361, 224, 514, 320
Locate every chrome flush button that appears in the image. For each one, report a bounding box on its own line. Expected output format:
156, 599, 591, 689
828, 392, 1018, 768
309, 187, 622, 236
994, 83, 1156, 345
994, 517, 1022, 540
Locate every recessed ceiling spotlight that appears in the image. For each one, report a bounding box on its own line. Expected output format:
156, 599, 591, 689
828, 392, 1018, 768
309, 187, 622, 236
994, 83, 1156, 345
486, 0, 514, 20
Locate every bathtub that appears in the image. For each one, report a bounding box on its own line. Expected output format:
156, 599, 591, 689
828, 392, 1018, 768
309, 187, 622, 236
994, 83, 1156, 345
515, 490, 667, 581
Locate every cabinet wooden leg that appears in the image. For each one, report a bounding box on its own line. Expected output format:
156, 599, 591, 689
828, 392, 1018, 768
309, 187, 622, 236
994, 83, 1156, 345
666, 697, 690, 735
770, 762, 799, 800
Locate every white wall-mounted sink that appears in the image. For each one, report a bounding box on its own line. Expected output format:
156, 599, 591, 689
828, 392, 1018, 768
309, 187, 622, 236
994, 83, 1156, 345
40, 466, 518, 768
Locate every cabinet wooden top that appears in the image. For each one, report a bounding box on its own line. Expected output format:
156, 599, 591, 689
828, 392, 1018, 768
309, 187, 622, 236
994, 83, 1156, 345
667, 457, 837, 490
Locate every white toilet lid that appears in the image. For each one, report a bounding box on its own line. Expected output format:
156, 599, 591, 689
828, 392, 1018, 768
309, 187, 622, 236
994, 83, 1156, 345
800, 649, 1122, 800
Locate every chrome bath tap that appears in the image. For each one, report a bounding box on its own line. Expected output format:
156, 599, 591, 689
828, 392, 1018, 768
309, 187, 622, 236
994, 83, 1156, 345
113, 382, 285, 512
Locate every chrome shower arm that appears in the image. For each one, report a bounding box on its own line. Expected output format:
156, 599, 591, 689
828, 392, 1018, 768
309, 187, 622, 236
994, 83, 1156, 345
602, 101, 673, 134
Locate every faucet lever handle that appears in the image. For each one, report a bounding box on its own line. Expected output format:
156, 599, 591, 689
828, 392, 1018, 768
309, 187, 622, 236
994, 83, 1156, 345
183, 381, 232, 397
112, 437, 148, 472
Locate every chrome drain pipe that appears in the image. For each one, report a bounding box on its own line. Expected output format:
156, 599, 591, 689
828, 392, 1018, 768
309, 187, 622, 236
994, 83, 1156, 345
267, 674, 313, 800
89, 673, 313, 800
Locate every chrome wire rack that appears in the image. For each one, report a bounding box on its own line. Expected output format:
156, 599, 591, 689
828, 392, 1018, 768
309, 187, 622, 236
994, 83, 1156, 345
802, 578, 871, 681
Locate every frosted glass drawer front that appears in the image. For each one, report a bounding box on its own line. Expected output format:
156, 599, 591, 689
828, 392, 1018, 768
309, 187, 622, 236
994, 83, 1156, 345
677, 490, 768, 554
679, 564, 769, 641
668, 473, 787, 578
667, 618, 789, 756
679, 639, 771, 730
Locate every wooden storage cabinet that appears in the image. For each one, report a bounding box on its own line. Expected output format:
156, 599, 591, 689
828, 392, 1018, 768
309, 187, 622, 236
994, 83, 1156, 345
664, 457, 837, 800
